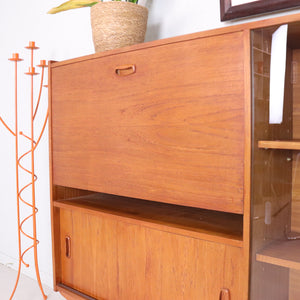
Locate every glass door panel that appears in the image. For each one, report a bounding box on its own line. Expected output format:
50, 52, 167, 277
251, 25, 300, 300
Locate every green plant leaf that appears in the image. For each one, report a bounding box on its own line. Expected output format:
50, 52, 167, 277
48, 0, 99, 14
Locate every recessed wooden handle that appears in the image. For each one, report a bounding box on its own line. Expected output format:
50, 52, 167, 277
219, 288, 230, 300
115, 64, 136, 76
65, 236, 71, 258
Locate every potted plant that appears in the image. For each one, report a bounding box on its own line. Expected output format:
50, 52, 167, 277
48, 0, 148, 53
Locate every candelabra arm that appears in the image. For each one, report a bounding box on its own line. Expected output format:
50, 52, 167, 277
33, 67, 46, 120
0, 116, 16, 136
33, 108, 49, 151
19, 131, 36, 144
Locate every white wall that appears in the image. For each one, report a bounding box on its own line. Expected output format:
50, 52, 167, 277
0, 0, 95, 289
0, 0, 300, 290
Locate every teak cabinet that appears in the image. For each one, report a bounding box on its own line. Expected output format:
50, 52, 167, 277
49, 13, 300, 300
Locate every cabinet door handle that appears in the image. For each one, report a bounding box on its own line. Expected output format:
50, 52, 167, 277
115, 64, 136, 76
219, 288, 230, 300
65, 236, 71, 259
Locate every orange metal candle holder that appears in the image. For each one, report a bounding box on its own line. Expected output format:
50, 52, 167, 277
0, 41, 48, 300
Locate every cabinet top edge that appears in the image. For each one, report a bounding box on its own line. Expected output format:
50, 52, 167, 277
50, 29, 245, 68
50, 12, 300, 68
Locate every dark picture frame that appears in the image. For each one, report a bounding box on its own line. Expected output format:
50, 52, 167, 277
220, 0, 300, 21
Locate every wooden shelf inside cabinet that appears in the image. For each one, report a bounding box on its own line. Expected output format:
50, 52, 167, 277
253, 72, 270, 78
253, 46, 271, 56
256, 240, 300, 270
258, 140, 300, 150
53, 193, 243, 247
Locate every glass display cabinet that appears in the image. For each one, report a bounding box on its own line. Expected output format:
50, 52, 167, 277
251, 23, 300, 300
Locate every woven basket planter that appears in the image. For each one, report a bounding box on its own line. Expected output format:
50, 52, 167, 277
91, 1, 148, 53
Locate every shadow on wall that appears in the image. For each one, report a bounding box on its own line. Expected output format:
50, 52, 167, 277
143, 0, 161, 42
145, 23, 162, 42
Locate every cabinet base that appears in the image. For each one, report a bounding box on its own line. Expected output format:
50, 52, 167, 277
56, 284, 99, 300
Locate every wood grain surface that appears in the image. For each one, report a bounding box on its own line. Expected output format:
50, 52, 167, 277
50, 31, 245, 214
58, 206, 245, 300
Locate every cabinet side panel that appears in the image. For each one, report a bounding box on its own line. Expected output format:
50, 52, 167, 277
49, 61, 62, 289
51, 32, 245, 213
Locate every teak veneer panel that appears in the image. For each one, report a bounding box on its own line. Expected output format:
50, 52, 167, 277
50, 31, 245, 214
58, 206, 246, 300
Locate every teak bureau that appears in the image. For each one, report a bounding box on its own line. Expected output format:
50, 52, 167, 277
49, 13, 300, 300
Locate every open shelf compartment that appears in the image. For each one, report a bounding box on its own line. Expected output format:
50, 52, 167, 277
53, 189, 243, 247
